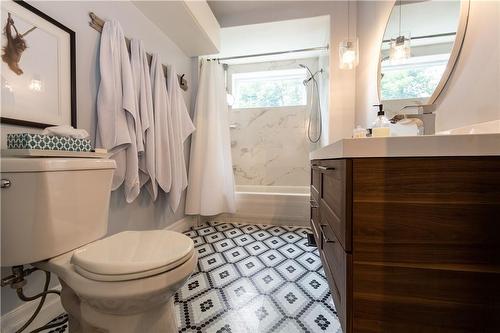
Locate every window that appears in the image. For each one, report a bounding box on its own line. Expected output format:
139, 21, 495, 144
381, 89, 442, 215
232, 68, 307, 109
381, 53, 450, 100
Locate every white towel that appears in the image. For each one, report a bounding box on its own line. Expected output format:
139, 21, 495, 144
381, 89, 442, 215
166, 65, 195, 212
96, 20, 140, 203
42, 125, 89, 139
150, 53, 172, 193
130, 39, 157, 200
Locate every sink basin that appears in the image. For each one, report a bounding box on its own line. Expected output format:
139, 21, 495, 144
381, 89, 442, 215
436, 119, 500, 135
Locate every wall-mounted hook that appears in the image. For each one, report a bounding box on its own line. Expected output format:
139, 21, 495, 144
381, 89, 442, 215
178, 74, 188, 91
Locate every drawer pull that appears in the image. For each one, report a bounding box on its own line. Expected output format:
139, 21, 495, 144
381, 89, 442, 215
320, 225, 336, 244
1, 179, 11, 188
318, 166, 336, 171
310, 199, 319, 208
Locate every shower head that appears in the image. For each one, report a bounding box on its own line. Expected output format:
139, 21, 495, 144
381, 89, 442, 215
301, 66, 324, 86
300, 64, 313, 86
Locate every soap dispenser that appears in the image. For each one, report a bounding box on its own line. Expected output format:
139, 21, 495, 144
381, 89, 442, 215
371, 104, 391, 137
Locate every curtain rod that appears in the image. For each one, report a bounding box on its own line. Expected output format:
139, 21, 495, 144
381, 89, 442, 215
88, 12, 188, 91
382, 32, 457, 43
211, 45, 329, 62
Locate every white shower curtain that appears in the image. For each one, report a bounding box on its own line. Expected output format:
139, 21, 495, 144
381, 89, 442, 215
185, 60, 236, 215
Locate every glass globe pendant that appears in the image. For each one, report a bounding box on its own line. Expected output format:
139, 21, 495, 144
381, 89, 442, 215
339, 39, 359, 70
389, 0, 411, 63
338, 0, 358, 70
389, 35, 411, 62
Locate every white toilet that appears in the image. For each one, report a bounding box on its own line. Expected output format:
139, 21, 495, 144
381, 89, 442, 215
1, 157, 197, 332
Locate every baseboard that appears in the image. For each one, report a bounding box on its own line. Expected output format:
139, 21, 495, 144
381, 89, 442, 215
1, 290, 64, 333
165, 215, 196, 233
214, 213, 309, 227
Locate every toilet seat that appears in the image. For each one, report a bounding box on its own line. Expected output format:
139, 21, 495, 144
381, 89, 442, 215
71, 230, 194, 282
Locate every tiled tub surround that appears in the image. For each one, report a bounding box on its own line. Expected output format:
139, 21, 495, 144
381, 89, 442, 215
43, 222, 340, 333
230, 106, 310, 186
228, 58, 321, 187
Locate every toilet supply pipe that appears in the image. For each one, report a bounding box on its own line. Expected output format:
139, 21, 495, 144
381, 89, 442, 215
1, 266, 68, 332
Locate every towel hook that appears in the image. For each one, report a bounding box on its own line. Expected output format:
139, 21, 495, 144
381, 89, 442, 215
178, 74, 188, 91
88, 11, 188, 92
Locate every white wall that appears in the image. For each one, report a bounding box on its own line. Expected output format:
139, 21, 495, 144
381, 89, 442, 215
1, 0, 194, 316
355, 0, 500, 132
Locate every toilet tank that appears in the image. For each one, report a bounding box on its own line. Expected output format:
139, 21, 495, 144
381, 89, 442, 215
1, 158, 116, 267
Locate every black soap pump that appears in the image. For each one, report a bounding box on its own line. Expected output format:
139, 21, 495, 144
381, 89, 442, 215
371, 104, 391, 137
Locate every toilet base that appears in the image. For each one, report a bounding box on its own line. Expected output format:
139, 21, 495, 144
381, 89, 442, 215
60, 281, 178, 333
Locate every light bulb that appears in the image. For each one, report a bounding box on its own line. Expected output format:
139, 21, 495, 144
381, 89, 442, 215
342, 50, 356, 67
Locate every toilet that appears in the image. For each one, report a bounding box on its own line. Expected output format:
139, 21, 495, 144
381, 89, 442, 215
1, 157, 197, 333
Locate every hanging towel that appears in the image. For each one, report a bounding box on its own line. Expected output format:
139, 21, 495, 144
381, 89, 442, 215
166, 65, 195, 212
185, 60, 235, 215
150, 53, 172, 193
130, 39, 157, 200
96, 20, 140, 203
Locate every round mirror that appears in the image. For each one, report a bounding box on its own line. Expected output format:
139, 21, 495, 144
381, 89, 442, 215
378, 0, 470, 113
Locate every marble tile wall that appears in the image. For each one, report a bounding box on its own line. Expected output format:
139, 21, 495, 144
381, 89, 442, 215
228, 58, 320, 186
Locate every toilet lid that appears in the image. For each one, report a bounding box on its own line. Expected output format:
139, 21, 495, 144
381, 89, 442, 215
71, 230, 194, 281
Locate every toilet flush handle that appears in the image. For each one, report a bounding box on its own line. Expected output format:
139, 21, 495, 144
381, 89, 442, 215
1, 179, 11, 188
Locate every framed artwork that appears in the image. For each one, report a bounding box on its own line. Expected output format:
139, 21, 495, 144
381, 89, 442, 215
1, 0, 76, 128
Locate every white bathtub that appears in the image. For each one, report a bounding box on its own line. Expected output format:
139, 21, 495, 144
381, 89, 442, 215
219, 185, 311, 227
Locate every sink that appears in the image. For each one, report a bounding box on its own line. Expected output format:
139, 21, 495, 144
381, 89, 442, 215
436, 119, 500, 135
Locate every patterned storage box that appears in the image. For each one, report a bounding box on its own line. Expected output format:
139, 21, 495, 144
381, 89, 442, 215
6, 133, 92, 152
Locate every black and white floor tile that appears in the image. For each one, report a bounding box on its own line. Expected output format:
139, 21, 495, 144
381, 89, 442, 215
175, 221, 341, 333
42, 222, 341, 333
39, 313, 69, 332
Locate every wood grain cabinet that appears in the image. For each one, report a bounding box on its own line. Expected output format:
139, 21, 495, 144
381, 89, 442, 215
310, 157, 500, 333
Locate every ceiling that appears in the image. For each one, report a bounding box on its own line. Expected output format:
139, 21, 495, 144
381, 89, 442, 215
207, 1, 337, 27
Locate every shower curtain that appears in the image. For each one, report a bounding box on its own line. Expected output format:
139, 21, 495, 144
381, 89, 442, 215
185, 60, 236, 215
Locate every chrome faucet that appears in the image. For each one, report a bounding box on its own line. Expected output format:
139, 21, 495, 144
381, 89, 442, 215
389, 105, 435, 135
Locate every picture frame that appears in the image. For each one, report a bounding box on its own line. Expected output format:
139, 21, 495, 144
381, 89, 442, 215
1, 0, 76, 128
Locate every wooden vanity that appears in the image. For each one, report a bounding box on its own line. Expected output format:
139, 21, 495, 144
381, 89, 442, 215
310, 136, 500, 333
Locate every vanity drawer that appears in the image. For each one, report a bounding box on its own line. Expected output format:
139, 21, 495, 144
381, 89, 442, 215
319, 223, 352, 333
311, 164, 321, 201
310, 216, 320, 245
318, 159, 352, 251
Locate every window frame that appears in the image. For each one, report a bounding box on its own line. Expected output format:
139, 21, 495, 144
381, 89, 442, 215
380, 53, 451, 101
230, 67, 310, 111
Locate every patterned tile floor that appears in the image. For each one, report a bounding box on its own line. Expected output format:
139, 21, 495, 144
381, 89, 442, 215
42, 221, 341, 333
175, 221, 341, 333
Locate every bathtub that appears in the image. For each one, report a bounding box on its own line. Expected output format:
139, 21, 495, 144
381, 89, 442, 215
218, 185, 311, 227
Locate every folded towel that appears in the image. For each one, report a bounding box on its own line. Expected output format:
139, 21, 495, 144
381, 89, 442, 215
42, 125, 89, 139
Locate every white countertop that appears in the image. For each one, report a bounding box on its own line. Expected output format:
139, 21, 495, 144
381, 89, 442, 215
310, 134, 500, 160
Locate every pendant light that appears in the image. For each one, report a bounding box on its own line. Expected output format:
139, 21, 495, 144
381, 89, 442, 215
339, 0, 358, 70
389, 0, 411, 62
